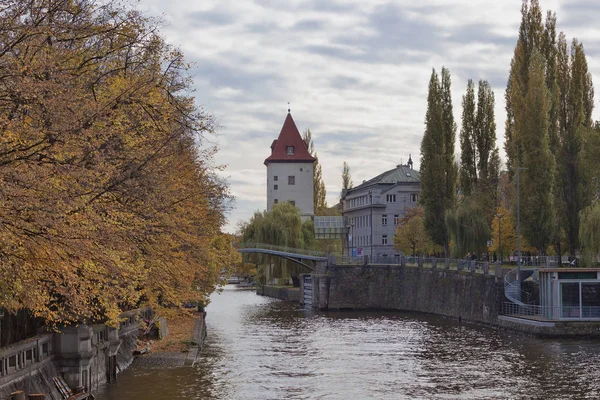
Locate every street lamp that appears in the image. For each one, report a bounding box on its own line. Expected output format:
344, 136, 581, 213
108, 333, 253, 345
516, 161, 527, 300
496, 213, 504, 263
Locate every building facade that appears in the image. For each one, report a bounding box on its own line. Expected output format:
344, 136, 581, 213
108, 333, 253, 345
264, 112, 315, 217
341, 158, 420, 260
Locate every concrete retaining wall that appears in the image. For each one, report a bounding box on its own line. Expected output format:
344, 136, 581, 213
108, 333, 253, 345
310, 264, 504, 326
257, 286, 300, 302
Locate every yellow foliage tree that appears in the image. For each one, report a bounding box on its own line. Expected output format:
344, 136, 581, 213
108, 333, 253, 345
0, 0, 239, 327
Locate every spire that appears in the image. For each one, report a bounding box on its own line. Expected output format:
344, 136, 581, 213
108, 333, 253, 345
287, 102, 290, 113
407, 154, 414, 169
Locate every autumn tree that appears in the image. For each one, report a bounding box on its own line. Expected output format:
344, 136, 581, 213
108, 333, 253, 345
394, 207, 431, 257
0, 0, 238, 327
302, 129, 327, 215
420, 67, 457, 256
341, 161, 353, 199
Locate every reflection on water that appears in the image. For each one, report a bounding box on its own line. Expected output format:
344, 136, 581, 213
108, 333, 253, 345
96, 286, 600, 399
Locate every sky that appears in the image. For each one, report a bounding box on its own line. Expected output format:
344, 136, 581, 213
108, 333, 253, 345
135, 0, 600, 233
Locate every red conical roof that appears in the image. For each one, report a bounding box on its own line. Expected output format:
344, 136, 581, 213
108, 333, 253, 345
264, 113, 316, 165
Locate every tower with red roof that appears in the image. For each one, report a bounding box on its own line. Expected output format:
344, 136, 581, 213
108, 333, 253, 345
264, 111, 316, 217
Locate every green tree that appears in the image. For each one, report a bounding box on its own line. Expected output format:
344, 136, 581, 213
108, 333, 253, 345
519, 51, 556, 254
240, 203, 315, 284
556, 36, 595, 256
303, 129, 327, 215
446, 198, 491, 258
420, 67, 456, 256
579, 202, 600, 267
459, 79, 477, 197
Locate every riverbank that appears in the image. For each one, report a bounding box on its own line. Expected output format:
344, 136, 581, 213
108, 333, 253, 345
136, 311, 207, 368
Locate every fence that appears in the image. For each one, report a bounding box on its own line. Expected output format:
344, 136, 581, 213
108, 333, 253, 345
335, 255, 494, 275
0, 334, 53, 380
501, 302, 600, 320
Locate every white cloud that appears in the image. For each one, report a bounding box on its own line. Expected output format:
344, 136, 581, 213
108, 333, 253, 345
137, 0, 600, 232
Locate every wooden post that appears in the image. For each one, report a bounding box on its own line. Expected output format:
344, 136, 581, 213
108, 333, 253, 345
10, 390, 25, 400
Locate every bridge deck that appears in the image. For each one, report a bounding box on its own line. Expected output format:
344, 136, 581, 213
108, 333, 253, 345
238, 248, 327, 261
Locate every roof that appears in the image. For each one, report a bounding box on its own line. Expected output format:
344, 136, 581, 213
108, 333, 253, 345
351, 164, 420, 191
264, 113, 316, 165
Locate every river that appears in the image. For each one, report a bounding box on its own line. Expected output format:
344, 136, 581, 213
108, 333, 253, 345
96, 286, 600, 399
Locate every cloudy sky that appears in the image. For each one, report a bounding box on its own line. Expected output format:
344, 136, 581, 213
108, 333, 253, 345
136, 0, 600, 233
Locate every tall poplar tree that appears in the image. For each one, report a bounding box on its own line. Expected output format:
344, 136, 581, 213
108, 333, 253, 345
341, 161, 353, 199
505, 0, 557, 254
519, 51, 556, 254
420, 68, 456, 256
441, 68, 458, 212
459, 79, 477, 197
302, 129, 327, 215
556, 36, 595, 255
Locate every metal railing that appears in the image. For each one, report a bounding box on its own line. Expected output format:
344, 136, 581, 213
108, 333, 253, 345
335, 255, 495, 275
502, 302, 600, 320
239, 243, 329, 258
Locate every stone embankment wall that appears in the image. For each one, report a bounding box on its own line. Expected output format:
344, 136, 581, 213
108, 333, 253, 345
308, 265, 505, 326
0, 309, 151, 399
257, 286, 300, 302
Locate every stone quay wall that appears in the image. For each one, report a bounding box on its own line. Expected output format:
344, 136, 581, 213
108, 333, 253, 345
0, 308, 151, 399
257, 286, 300, 302
307, 264, 505, 326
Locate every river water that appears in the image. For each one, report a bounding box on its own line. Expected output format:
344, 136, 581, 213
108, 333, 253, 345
96, 286, 600, 399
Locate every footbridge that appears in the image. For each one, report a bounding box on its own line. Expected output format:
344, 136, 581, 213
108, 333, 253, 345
237, 243, 329, 271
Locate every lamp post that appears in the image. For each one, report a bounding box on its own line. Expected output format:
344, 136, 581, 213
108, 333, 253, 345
496, 213, 504, 263
516, 161, 527, 300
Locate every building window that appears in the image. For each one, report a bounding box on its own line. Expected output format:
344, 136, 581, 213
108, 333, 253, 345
382, 235, 388, 245
290, 200, 296, 206
274, 184, 278, 190
274, 199, 278, 204
300, 167, 303, 171
394, 214, 399, 225
274, 176, 278, 181
382, 214, 387, 226
288, 176, 295, 185
411, 193, 418, 202
286, 146, 295, 155
386, 194, 396, 203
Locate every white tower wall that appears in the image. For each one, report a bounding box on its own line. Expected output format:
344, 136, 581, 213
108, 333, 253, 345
266, 162, 314, 217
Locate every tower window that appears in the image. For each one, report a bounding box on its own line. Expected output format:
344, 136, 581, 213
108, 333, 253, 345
274, 184, 278, 190
288, 176, 295, 185
274, 176, 278, 181
286, 146, 295, 155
